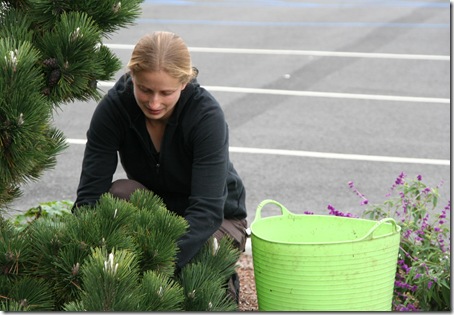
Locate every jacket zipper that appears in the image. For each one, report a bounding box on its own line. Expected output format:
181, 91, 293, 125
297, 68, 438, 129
131, 119, 163, 178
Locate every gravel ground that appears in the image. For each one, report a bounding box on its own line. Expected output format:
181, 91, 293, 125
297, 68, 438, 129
237, 253, 258, 311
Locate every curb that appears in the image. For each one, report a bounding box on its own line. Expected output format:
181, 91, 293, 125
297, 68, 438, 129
244, 237, 252, 255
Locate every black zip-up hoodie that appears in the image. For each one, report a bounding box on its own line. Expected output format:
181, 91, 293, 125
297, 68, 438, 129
74, 73, 247, 270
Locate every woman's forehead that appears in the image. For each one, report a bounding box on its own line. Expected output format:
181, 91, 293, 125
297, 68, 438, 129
133, 70, 182, 89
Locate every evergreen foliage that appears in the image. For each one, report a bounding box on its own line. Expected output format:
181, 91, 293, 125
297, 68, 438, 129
0, 0, 143, 209
0, 190, 241, 311
179, 237, 240, 312
0, 37, 66, 206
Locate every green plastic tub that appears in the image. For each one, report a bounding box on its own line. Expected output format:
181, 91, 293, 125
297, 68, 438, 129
250, 199, 401, 311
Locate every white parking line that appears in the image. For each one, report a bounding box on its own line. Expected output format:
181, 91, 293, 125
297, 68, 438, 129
66, 139, 449, 166
229, 147, 450, 166
104, 44, 449, 61
201, 86, 449, 104
97, 81, 449, 104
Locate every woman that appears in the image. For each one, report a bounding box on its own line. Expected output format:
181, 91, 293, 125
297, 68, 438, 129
73, 31, 248, 303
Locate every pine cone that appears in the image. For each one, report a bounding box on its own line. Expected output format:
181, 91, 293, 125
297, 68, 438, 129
42, 87, 51, 96
88, 79, 97, 89
0, 133, 12, 150
43, 58, 58, 69
48, 69, 61, 87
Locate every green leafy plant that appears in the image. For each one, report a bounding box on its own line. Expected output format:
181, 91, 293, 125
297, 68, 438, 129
12, 200, 73, 231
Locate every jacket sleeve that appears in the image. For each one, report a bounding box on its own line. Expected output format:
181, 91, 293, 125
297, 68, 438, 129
73, 95, 124, 209
175, 97, 229, 270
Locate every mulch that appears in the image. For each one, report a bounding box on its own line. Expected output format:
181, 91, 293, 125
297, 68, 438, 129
236, 253, 258, 311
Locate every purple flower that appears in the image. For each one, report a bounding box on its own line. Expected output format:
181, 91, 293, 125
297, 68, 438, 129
347, 181, 369, 205
401, 263, 411, 274
417, 175, 422, 181
414, 273, 422, 279
395, 305, 408, 311
403, 229, 412, 239
395, 172, 406, 185
428, 280, 433, 289
327, 204, 357, 218
407, 303, 418, 311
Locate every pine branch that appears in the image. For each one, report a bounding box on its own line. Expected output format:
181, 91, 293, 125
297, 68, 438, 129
129, 189, 189, 242
26, 219, 70, 286
50, 243, 88, 307
0, 300, 31, 311
139, 271, 184, 311
0, 7, 34, 43
179, 262, 237, 311
26, 0, 73, 32
63, 0, 144, 36
0, 183, 21, 210
129, 190, 188, 276
63, 201, 136, 253
193, 237, 241, 276
1, 0, 29, 10
129, 189, 167, 211
0, 213, 33, 278
74, 247, 142, 311
0, 38, 67, 207
7, 277, 55, 311
36, 11, 105, 103
92, 44, 122, 81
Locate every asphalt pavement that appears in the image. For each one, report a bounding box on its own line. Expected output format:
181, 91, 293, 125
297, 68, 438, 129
8, 0, 451, 233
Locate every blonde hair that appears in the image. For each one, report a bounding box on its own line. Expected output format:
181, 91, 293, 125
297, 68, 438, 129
127, 31, 197, 84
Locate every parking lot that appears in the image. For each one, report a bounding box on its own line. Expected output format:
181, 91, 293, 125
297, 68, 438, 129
9, 0, 450, 225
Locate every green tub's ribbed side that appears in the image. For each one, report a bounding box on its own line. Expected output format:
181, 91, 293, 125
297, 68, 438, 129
250, 199, 401, 311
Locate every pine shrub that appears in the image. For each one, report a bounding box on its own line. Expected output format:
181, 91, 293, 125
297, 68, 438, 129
0, 0, 143, 209
0, 190, 240, 311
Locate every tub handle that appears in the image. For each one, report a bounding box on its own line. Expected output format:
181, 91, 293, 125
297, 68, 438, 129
359, 218, 398, 241
254, 199, 293, 222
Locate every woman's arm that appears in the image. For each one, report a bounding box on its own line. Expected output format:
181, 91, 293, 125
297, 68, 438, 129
73, 97, 124, 209
175, 97, 230, 269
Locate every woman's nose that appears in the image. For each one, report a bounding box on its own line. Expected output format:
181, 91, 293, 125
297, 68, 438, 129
148, 94, 160, 108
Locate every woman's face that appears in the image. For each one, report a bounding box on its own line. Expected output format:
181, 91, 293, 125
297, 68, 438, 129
132, 70, 186, 122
